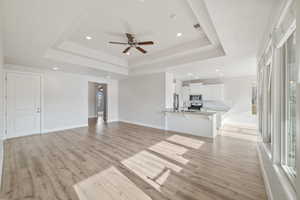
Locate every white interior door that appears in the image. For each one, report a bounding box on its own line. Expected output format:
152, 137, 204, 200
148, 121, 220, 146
6, 72, 41, 138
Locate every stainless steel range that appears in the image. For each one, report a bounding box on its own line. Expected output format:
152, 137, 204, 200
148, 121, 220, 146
188, 95, 203, 110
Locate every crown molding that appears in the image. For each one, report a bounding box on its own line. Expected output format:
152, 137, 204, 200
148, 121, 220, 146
44, 49, 129, 75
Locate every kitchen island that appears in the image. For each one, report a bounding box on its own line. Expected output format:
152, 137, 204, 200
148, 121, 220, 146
163, 110, 219, 138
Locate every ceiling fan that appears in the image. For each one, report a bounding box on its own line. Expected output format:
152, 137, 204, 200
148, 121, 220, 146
109, 33, 154, 54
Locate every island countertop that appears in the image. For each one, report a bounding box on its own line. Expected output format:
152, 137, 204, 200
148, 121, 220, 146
163, 109, 219, 138
162, 109, 217, 116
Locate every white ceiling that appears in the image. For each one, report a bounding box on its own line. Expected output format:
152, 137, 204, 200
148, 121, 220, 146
67, 0, 205, 60
2, 0, 276, 79
172, 0, 277, 80
169, 55, 258, 80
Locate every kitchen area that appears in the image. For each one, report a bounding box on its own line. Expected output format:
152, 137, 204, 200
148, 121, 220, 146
164, 73, 231, 138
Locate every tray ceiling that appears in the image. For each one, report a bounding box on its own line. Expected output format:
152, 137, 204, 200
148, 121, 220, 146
3, 0, 274, 79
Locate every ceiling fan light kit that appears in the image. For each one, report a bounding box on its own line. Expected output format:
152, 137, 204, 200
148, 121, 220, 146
109, 33, 154, 54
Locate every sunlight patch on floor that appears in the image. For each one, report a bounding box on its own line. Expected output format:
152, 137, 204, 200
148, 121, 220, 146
121, 150, 182, 191
74, 135, 205, 197
73, 166, 152, 200
166, 135, 205, 149
148, 141, 189, 164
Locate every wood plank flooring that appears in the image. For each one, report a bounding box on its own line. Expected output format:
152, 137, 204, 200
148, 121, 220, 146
0, 120, 267, 200
74, 166, 153, 200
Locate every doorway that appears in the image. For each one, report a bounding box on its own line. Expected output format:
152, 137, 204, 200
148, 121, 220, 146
88, 82, 107, 127
6, 72, 42, 139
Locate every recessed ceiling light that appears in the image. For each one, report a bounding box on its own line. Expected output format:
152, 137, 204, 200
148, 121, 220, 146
177, 32, 182, 37
52, 67, 59, 71
170, 14, 177, 19
86, 36, 92, 40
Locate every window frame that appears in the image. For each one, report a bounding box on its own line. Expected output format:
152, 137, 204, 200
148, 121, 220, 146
258, 67, 264, 135
281, 31, 297, 186
261, 63, 273, 145
267, 63, 273, 144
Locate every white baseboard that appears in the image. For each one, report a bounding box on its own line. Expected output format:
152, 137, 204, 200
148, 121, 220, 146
107, 119, 119, 123
42, 124, 88, 134
0, 139, 3, 188
257, 145, 274, 200
257, 143, 298, 200
119, 119, 165, 130
222, 122, 258, 130
88, 115, 97, 119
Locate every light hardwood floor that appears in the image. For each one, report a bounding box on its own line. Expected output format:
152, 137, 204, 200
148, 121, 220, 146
219, 124, 259, 142
0, 119, 267, 200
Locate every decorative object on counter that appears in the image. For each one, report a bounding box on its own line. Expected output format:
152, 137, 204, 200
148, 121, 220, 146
173, 93, 179, 111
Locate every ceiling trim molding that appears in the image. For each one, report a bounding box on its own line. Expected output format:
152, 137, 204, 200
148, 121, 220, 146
257, 0, 293, 59
182, 75, 256, 86
57, 41, 128, 68
186, 0, 222, 46
129, 38, 212, 68
130, 44, 225, 76
44, 49, 129, 75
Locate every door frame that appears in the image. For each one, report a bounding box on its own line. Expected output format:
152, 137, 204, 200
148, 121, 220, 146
88, 82, 108, 123
102, 83, 108, 122
4, 70, 44, 139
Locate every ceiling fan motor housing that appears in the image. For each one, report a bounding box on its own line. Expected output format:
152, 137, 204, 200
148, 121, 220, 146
109, 33, 154, 54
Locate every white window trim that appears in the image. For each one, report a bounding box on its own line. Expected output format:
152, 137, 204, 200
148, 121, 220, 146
280, 31, 297, 187
257, 0, 298, 198
273, 164, 298, 199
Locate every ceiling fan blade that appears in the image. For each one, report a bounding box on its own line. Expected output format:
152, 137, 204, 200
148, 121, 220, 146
109, 41, 128, 45
137, 41, 154, 45
136, 47, 147, 54
126, 33, 134, 43
123, 46, 131, 54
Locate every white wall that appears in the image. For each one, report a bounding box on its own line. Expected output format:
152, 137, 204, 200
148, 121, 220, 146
119, 72, 166, 129
298, 0, 300, 82
296, 0, 300, 191
165, 72, 174, 109
4, 64, 119, 133
190, 83, 224, 101
222, 76, 257, 127
0, 12, 5, 184
88, 82, 97, 118
0, 10, 4, 138
43, 72, 89, 132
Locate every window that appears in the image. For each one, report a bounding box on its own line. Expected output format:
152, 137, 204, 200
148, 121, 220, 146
251, 84, 257, 115
266, 64, 272, 144
258, 63, 272, 145
282, 32, 297, 178
258, 69, 264, 135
